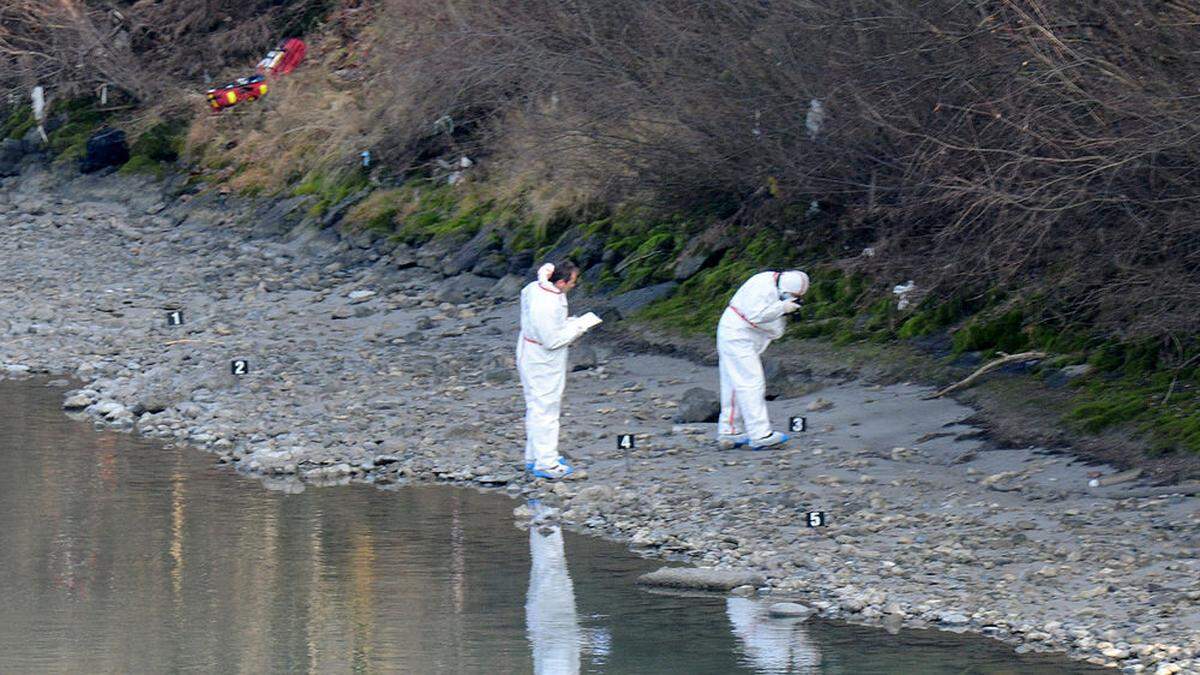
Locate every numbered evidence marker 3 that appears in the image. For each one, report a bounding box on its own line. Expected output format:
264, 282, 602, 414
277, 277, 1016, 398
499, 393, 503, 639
231, 359, 249, 376
789, 416, 807, 433
616, 433, 636, 450
805, 511, 827, 528
166, 310, 184, 326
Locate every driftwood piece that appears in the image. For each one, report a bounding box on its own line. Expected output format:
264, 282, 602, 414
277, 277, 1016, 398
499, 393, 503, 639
1099, 483, 1200, 499
1088, 467, 1142, 487
924, 351, 1048, 400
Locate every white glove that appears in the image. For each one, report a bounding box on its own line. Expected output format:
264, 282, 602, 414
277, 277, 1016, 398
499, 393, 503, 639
782, 300, 802, 314
537, 263, 555, 282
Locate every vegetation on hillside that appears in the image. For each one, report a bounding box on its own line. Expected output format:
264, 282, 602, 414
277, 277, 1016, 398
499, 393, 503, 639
2, 0, 1197, 455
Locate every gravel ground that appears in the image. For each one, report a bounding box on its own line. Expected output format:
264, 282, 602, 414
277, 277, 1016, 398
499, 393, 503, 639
1, 167, 1197, 674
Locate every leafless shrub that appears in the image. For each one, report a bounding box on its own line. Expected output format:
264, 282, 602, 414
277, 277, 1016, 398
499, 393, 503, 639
375, 0, 1200, 342
1, 0, 331, 104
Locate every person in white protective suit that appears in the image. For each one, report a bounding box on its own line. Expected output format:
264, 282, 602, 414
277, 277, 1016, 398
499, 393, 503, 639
517, 260, 599, 479
717, 270, 810, 450
726, 597, 822, 673
525, 501, 582, 675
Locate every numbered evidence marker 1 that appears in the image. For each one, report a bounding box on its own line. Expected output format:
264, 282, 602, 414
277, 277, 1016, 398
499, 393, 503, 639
805, 511, 827, 528
616, 433, 636, 450
230, 359, 249, 376
789, 416, 807, 433
166, 310, 184, 326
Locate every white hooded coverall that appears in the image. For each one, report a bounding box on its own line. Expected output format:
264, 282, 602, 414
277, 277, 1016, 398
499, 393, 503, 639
717, 271, 801, 440
517, 278, 586, 471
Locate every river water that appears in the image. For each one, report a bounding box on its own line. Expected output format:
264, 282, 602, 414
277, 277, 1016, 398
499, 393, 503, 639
0, 380, 1104, 674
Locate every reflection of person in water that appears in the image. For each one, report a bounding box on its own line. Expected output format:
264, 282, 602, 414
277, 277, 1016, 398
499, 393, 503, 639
525, 508, 582, 675
726, 598, 822, 673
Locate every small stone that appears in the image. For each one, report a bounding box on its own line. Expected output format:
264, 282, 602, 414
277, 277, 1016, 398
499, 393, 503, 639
637, 567, 765, 591
768, 602, 814, 618
938, 612, 970, 626
806, 398, 834, 412
63, 393, 94, 410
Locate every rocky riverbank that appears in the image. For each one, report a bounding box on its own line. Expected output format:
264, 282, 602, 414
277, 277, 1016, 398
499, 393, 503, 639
1, 166, 1197, 673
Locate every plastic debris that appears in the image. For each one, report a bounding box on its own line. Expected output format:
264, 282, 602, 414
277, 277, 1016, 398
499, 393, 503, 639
806, 98, 825, 139
893, 280, 916, 310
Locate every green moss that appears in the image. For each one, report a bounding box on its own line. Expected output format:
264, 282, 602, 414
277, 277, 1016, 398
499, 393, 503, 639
1068, 365, 1200, 454
1088, 339, 1163, 376
118, 154, 167, 179
382, 183, 501, 245
129, 119, 186, 163
951, 309, 1028, 354
1, 106, 36, 140
293, 170, 369, 218
45, 98, 115, 162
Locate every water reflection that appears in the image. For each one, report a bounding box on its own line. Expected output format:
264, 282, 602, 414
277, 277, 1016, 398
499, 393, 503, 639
727, 598, 821, 674
526, 502, 581, 674
0, 380, 1106, 674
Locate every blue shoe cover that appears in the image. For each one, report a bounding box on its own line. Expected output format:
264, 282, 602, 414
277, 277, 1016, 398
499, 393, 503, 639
749, 432, 790, 450
532, 462, 574, 479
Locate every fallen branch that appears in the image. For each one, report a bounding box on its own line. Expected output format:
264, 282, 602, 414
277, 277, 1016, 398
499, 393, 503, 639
924, 351, 1048, 399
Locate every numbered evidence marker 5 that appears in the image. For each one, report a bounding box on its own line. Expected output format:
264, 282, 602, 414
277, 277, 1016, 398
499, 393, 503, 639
789, 416, 807, 433
805, 511, 827, 528
166, 310, 184, 326
616, 433, 636, 450
231, 359, 249, 376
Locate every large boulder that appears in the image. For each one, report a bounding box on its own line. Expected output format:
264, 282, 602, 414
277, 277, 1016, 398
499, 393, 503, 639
607, 281, 678, 319
506, 250, 534, 275
471, 252, 509, 278
637, 567, 765, 591
569, 344, 599, 371
79, 128, 129, 174
249, 195, 314, 236
763, 357, 814, 400
323, 189, 370, 229
434, 274, 495, 303
673, 242, 729, 281
415, 236, 461, 271
673, 387, 720, 423
489, 274, 526, 299
0, 138, 26, 177
444, 228, 500, 276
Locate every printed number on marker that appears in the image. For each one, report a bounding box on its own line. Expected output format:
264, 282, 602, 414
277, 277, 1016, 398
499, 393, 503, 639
231, 359, 249, 376
805, 511, 827, 527
617, 434, 635, 450
167, 310, 184, 326
789, 416, 807, 433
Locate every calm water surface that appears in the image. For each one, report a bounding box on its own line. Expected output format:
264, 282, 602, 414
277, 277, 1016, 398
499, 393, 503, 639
0, 380, 1104, 673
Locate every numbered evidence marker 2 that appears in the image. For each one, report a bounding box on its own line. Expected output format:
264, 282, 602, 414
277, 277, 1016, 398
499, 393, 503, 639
805, 511, 827, 528
230, 359, 249, 376
166, 310, 184, 326
616, 433, 636, 450
789, 416, 807, 433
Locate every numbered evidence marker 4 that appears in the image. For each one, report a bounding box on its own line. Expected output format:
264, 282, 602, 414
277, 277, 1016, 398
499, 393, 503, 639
789, 416, 807, 433
616, 433, 636, 450
231, 359, 249, 376
166, 310, 184, 326
805, 511, 827, 528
